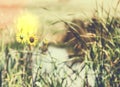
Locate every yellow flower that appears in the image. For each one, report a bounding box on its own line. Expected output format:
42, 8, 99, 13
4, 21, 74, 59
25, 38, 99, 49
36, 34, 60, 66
16, 32, 27, 43
27, 34, 38, 46
16, 12, 39, 35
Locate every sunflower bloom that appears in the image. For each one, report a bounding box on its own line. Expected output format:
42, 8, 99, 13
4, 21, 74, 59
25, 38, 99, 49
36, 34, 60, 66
16, 32, 27, 43
27, 34, 38, 46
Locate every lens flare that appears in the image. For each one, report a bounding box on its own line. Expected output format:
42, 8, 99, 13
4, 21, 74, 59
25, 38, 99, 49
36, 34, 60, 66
16, 12, 39, 35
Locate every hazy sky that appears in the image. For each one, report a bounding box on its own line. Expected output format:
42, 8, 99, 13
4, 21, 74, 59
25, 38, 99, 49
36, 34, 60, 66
0, 0, 119, 28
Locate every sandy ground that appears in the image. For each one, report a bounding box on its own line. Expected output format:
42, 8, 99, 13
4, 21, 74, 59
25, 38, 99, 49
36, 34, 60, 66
33, 46, 95, 87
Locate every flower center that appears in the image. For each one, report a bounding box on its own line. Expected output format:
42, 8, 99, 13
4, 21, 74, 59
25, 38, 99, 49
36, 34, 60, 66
29, 37, 34, 43
20, 35, 23, 40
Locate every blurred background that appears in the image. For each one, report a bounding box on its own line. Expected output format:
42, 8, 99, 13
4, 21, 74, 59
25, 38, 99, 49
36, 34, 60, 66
0, 0, 120, 27
0, 0, 120, 44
